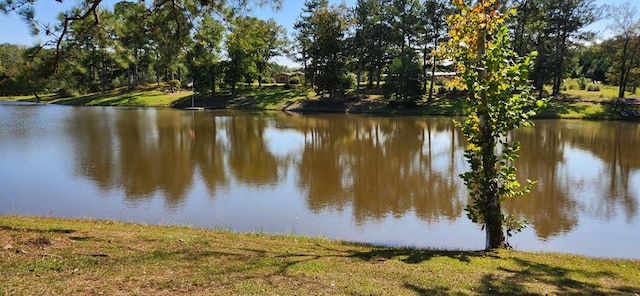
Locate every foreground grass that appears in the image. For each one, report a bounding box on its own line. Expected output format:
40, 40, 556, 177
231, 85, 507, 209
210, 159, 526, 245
1, 216, 638, 295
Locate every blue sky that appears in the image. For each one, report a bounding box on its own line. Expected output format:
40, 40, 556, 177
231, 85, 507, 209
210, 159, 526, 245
0, 0, 629, 49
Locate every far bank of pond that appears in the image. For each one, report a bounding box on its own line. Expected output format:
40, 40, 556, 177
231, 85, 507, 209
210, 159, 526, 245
3, 84, 638, 120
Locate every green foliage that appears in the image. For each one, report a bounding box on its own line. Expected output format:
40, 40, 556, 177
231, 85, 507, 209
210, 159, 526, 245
254, 19, 288, 87
304, 2, 351, 97
509, 0, 598, 97
600, 2, 640, 98
383, 54, 424, 104
0, 44, 27, 95
352, 0, 396, 88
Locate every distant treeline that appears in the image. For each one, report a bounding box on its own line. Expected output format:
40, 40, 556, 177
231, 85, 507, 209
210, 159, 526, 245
0, 0, 638, 100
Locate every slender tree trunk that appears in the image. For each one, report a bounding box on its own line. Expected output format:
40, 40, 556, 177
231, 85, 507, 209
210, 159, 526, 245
427, 9, 444, 98
32, 91, 40, 103
211, 71, 216, 96
423, 42, 429, 94
477, 28, 505, 250
231, 78, 237, 97
127, 69, 132, 90
428, 53, 437, 102
133, 49, 139, 88
514, 0, 530, 55
356, 68, 362, 97
618, 40, 630, 98
170, 70, 175, 93
101, 54, 107, 95
302, 47, 309, 87
481, 123, 504, 249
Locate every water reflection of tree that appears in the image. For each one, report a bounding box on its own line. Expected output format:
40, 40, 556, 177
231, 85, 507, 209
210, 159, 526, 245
227, 114, 279, 185
508, 120, 640, 238
294, 116, 466, 223
66, 109, 639, 236
67, 108, 118, 190
118, 109, 196, 206
561, 121, 640, 223
193, 114, 228, 196
69, 109, 200, 207
508, 121, 578, 239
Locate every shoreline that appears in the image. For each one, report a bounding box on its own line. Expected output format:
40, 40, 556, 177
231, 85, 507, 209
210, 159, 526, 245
3, 85, 639, 120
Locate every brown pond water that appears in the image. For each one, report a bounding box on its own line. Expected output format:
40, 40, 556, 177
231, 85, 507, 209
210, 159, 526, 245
1, 102, 639, 258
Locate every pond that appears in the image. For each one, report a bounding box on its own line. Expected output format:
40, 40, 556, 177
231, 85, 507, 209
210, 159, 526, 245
1, 102, 639, 259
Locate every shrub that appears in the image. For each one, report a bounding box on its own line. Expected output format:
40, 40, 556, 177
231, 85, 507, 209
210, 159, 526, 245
578, 78, 587, 90
587, 84, 600, 92
57, 88, 75, 98
288, 76, 301, 84
262, 77, 276, 84
169, 79, 180, 89
341, 73, 357, 90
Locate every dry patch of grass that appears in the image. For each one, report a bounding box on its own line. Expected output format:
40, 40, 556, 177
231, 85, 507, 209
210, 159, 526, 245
1, 216, 639, 295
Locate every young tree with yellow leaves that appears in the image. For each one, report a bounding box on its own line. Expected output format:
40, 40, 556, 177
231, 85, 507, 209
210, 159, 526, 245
440, 0, 543, 249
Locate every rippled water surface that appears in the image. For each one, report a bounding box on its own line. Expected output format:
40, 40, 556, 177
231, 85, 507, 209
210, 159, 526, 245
1, 102, 639, 258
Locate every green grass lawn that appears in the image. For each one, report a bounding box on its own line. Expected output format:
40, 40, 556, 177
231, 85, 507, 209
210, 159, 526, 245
50, 86, 194, 107
0, 85, 194, 108
558, 78, 638, 102
1, 216, 638, 295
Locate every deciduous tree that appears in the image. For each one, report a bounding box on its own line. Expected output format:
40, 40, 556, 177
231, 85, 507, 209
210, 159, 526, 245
440, 0, 541, 249
603, 1, 640, 98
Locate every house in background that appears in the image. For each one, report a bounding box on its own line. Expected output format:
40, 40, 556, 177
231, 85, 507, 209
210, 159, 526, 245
274, 71, 304, 83
426, 72, 457, 78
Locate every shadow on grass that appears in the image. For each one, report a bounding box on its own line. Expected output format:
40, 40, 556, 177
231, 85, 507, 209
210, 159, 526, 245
252, 88, 301, 107
0, 225, 76, 234
477, 257, 623, 296
403, 283, 452, 296
347, 246, 638, 295
53, 93, 115, 106
118, 244, 639, 295
421, 97, 467, 116
536, 100, 589, 118
348, 247, 491, 264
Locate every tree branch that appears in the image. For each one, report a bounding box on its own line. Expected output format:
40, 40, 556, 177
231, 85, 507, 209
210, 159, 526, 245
53, 0, 103, 71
